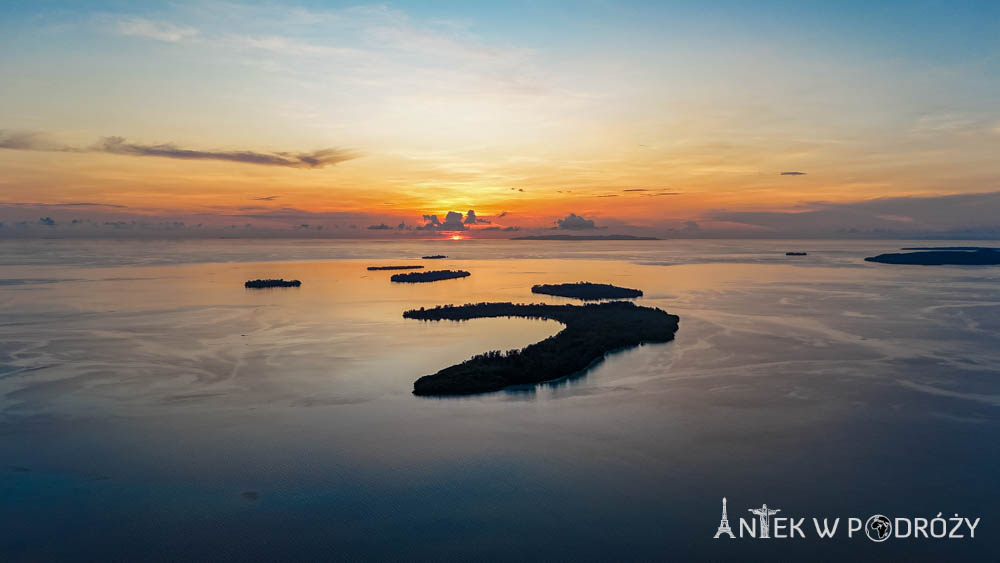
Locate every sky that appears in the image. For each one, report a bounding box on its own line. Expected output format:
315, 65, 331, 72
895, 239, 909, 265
1, 0, 999, 238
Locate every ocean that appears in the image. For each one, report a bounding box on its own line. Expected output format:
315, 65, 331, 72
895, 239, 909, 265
1, 239, 997, 561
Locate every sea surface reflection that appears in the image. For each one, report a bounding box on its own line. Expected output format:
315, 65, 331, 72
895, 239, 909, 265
0, 239, 998, 561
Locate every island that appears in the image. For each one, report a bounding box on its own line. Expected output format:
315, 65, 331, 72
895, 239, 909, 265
785, 252, 807, 256
403, 301, 679, 395
531, 282, 643, 300
367, 265, 425, 271
865, 247, 1000, 265
900, 247, 998, 251
391, 270, 471, 283
422, 255, 447, 259
244, 278, 301, 288
511, 234, 660, 241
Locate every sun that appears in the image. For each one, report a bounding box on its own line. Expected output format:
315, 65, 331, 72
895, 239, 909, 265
449, 234, 463, 241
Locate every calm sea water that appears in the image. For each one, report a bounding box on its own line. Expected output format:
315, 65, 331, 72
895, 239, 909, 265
1, 239, 998, 561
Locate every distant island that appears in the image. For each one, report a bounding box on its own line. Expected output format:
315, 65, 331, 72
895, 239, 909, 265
245, 278, 301, 288
367, 265, 424, 271
865, 247, 1000, 265
391, 270, 471, 283
422, 255, 447, 259
900, 247, 999, 251
531, 282, 643, 300
786, 252, 807, 256
403, 301, 679, 395
511, 234, 660, 241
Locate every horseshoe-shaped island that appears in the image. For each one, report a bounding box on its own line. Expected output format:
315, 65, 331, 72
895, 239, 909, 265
403, 301, 679, 395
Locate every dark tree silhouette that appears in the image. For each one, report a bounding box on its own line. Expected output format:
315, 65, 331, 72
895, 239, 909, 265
404, 301, 679, 395
531, 282, 642, 300
391, 270, 470, 283
865, 248, 1000, 265
245, 279, 301, 288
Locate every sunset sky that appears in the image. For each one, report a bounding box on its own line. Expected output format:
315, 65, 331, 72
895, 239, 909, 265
2, 1, 999, 237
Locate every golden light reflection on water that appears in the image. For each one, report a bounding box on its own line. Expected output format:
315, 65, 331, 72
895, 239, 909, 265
3, 242, 1000, 562
0, 254, 903, 416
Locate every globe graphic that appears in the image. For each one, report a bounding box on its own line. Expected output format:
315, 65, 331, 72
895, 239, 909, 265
865, 515, 892, 542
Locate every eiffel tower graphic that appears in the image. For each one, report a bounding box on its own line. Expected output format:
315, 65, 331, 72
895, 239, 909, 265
714, 497, 735, 538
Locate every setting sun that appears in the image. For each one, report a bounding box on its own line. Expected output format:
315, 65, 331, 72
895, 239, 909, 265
450, 234, 463, 241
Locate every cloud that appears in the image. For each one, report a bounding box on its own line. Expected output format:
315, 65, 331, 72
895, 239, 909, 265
556, 213, 597, 230
623, 188, 648, 192
367, 223, 393, 230
0, 130, 72, 151
0, 201, 127, 209
38, 217, 56, 226
497, 211, 508, 218
780, 171, 807, 176
463, 210, 489, 224
117, 17, 198, 43
707, 191, 1000, 236
682, 221, 701, 232
95, 136, 357, 168
252, 195, 279, 201
439, 211, 467, 230
417, 211, 468, 230
0, 130, 358, 168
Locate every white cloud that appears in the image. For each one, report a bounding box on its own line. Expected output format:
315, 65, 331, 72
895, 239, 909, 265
117, 17, 198, 43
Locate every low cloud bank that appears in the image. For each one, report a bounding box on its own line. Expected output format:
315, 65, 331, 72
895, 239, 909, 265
556, 213, 598, 230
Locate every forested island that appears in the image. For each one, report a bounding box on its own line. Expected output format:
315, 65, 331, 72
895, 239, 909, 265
422, 255, 447, 259
245, 279, 301, 288
391, 270, 471, 283
901, 247, 999, 251
865, 247, 1000, 265
512, 234, 660, 241
367, 265, 424, 271
403, 301, 679, 395
531, 282, 643, 300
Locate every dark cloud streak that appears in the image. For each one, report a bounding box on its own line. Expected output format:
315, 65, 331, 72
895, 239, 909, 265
0, 130, 357, 169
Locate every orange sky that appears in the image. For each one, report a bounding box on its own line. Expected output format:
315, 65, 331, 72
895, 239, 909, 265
2, 2, 999, 237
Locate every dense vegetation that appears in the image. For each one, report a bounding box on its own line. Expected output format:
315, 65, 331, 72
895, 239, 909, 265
422, 255, 447, 259
244, 279, 301, 288
403, 301, 679, 395
901, 247, 998, 251
865, 248, 1000, 265
390, 270, 470, 283
367, 265, 424, 271
531, 282, 643, 300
